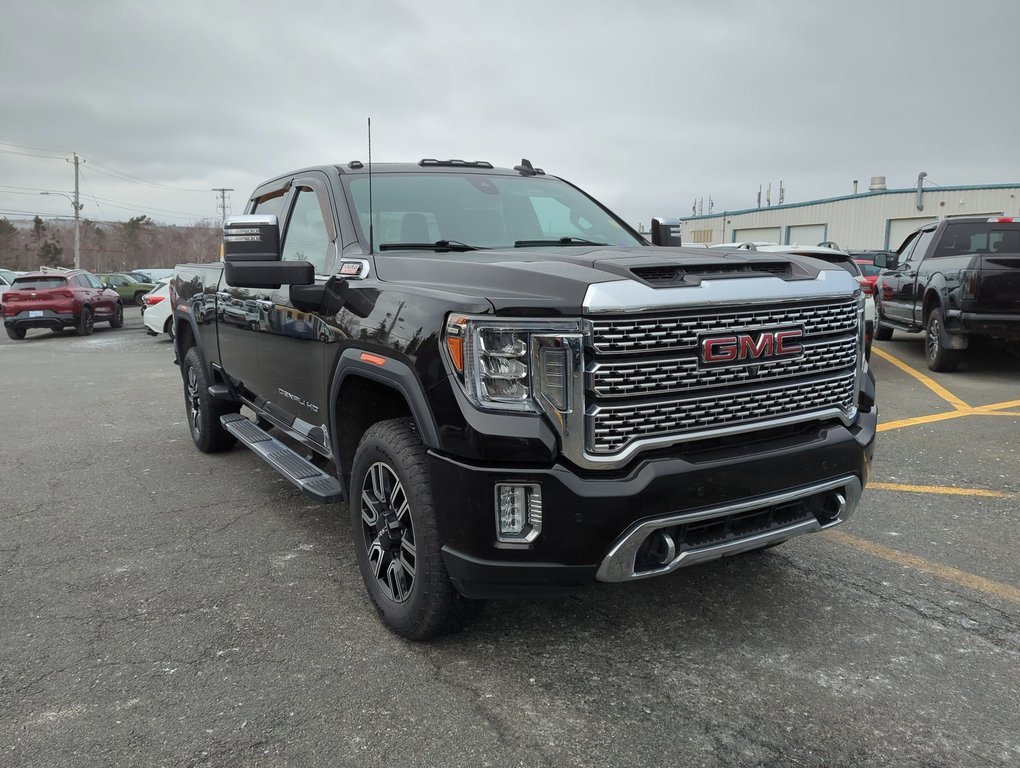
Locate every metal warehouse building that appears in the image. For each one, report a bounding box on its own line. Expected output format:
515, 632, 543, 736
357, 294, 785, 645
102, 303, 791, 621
680, 179, 1020, 251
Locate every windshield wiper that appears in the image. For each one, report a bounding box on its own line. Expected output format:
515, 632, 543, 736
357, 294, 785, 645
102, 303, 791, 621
514, 237, 607, 247
378, 240, 478, 252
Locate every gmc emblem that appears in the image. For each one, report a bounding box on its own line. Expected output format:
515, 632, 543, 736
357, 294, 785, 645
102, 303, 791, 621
699, 328, 804, 367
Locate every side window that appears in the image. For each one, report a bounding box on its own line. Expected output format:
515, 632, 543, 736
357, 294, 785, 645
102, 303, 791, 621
281, 186, 332, 275
908, 229, 937, 262
86, 274, 104, 289
252, 189, 288, 220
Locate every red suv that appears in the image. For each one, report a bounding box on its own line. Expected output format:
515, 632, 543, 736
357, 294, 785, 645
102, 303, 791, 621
2, 270, 123, 340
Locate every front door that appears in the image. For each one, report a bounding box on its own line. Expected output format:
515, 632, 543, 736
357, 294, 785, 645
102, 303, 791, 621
256, 174, 338, 448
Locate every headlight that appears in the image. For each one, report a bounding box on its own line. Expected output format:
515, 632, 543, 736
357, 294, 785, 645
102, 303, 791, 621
445, 314, 582, 412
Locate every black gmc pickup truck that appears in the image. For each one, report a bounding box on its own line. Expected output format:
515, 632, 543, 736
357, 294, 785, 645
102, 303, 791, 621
874, 216, 1020, 371
171, 159, 876, 639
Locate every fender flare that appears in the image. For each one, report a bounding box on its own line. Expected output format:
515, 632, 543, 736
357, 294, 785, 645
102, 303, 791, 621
328, 348, 442, 454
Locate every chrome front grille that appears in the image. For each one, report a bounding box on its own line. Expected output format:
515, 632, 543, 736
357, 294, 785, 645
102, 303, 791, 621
590, 298, 858, 355
585, 297, 860, 457
590, 336, 857, 398
590, 373, 856, 454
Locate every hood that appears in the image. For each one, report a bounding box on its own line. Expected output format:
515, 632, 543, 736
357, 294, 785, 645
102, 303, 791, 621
371, 245, 833, 315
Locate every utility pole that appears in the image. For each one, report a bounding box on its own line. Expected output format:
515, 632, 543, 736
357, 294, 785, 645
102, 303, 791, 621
213, 188, 234, 226
70, 153, 84, 269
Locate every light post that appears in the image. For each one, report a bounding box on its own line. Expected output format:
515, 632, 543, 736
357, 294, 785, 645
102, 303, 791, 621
39, 191, 84, 269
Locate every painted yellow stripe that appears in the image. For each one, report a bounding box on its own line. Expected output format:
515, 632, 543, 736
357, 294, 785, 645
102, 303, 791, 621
877, 409, 972, 432
973, 398, 1020, 413
824, 530, 1020, 605
869, 482, 1010, 498
870, 346, 970, 410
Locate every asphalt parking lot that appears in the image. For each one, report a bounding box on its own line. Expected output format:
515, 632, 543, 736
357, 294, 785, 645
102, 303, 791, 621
1, 316, 1018, 768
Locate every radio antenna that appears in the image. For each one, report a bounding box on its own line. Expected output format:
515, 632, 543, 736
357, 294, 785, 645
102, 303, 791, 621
367, 117, 374, 255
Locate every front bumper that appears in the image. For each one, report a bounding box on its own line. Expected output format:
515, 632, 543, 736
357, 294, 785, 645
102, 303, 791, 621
434, 396, 877, 599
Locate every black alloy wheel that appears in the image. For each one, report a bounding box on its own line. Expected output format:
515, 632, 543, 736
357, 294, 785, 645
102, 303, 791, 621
350, 418, 481, 639
360, 461, 417, 604
925, 308, 962, 372
110, 303, 124, 328
76, 307, 94, 336
181, 346, 238, 452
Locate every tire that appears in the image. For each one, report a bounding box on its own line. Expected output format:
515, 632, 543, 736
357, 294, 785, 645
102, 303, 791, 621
109, 303, 124, 328
164, 317, 174, 339
181, 346, 239, 452
5, 326, 26, 340
133, 291, 147, 306
350, 418, 481, 640
76, 306, 94, 336
873, 301, 894, 341
925, 308, 962, 372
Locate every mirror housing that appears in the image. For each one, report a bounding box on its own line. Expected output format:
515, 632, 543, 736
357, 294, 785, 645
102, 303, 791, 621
650, 217, 683, 247
225, 260, 315, 289
873, 252, 897, 269
223, 215, 281, 262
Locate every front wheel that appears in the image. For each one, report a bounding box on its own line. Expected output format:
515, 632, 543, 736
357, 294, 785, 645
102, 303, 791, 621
926, 308, 962, 372
133, 291, 147, 305
873, 301, 894, 341
350, 418, 481, 640
181, 346, 239, 452
76, 306, 94, 336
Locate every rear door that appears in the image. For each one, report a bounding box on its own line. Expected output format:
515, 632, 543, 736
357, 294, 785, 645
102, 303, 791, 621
882, 227, 937, 323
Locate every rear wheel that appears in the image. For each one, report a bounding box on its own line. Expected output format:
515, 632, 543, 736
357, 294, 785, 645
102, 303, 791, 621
133, 291, 147, 305
181, 346, 239, 452
5, 326, 26, 340
350, 418, 481, 640
76, 306, 94, 336
109, 303, 124, 328
925, 308, 962, 372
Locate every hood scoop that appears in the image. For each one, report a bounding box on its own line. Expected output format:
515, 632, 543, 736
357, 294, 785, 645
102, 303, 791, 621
632, 261, 791, 285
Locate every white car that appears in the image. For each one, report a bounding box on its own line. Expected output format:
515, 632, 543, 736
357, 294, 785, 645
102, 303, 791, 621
753, 245, 876, 359
142, 279, 173, 338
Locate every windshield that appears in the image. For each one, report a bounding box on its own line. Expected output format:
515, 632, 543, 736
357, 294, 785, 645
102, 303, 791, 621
345, 172, 644, 250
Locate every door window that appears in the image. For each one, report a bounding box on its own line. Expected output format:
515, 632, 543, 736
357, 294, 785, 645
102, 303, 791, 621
281, 187, 333, 275
85, 274, 104, 289
906, 229, 936, 263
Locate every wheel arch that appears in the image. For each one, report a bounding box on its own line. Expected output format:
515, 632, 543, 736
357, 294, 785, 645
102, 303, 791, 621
329, 350, 440, 494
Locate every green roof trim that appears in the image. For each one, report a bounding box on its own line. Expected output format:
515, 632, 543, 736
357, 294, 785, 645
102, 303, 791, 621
682, 183, 1020, 221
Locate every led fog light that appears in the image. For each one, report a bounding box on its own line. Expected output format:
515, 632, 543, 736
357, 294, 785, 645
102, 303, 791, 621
495, 483, 542, 544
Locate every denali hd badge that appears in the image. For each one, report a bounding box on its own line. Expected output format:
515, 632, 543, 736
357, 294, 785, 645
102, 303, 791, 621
699, 328, 804, 368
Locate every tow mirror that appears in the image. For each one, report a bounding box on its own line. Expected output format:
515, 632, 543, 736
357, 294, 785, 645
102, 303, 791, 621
650, 217, 684, 247
223, 215, 281, 262
873, 252, 897, 269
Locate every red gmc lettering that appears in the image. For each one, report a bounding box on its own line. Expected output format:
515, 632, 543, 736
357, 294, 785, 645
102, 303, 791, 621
703, 336, 738, 362
775, 330, 803, 355
701, 329, 804, 365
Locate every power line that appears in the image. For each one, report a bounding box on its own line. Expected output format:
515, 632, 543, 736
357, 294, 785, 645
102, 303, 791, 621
83, 159, 211, 193
0, 140, 69, 156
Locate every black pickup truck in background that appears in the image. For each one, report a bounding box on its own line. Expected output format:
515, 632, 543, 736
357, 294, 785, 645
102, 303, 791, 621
874, 216, 1020, 371
171, 158, 876, 639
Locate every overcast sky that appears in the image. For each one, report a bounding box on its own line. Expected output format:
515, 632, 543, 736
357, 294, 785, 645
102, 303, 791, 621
2, 0, 1018, 230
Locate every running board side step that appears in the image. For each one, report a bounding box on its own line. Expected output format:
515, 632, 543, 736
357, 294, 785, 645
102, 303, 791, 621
220, 413, 344, 503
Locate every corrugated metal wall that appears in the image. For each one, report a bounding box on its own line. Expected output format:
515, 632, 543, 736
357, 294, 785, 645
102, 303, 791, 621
682, 186, 1020, 249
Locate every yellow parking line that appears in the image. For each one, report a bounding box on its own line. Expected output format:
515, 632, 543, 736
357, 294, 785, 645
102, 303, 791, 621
973, 399, 1020, 413
868, 482, 1010, 498
824, 530, 1020, 605
871, 347, 970, 410
877, 409, 971, 432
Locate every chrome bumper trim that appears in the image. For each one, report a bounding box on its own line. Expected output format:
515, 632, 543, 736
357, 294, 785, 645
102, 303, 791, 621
595, 475, 862, 583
